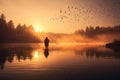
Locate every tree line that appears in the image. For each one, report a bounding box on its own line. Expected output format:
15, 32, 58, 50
75, 25, 120, 36
0, 13, 41, 43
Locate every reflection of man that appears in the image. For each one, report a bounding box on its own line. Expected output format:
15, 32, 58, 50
44, 48, 49, 58
44, 37, 49, 48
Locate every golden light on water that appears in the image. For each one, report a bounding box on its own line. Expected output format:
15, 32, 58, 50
34, 51, 39, 58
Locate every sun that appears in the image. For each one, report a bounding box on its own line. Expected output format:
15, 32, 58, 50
33, 24, 43, 32
34, 25, 42, 32
34, 25, 40, 32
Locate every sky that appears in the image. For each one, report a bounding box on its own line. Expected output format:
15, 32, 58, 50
0, 0, 120, 33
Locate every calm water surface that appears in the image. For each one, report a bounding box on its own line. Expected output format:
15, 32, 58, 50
0, 43, 120, 80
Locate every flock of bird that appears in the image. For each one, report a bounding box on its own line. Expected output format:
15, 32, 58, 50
50, 2, 120, 25
50, 5, 91, 23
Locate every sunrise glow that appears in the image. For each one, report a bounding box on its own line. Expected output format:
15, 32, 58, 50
0, 0, 119, 33
34, 25, 40, 32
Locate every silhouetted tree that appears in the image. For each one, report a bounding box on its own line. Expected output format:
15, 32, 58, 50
0, 13, 41, 43
75, 25, 120, 38
7, 20, 14, 29
0, 13, 7, 30
28, 25, 34, 33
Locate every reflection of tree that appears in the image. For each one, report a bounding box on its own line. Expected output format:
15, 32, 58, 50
0, 48, 15, 69
0, 53, 6, 70
0, 46, 35, 70
74, 47, 120, 59
0, 13, 41, 43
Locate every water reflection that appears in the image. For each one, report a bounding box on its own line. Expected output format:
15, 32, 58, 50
44, 48, 49, 58
74, 46, 120, 59
0, 44, 120, 70
0, 45, 34, 70
34, 51, 39, 58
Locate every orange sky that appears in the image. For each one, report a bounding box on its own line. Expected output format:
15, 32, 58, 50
0, 0, 120, 33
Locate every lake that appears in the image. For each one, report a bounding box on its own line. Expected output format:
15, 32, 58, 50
0, 43, 120, 80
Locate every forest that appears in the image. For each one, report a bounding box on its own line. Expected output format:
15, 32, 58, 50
0, 13, 41, 43
75, 25, 120, 37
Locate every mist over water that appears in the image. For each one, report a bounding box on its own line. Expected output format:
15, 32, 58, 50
39, 32, 120, 44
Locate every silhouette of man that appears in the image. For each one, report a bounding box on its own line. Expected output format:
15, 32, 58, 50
44, 37, 49, 48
